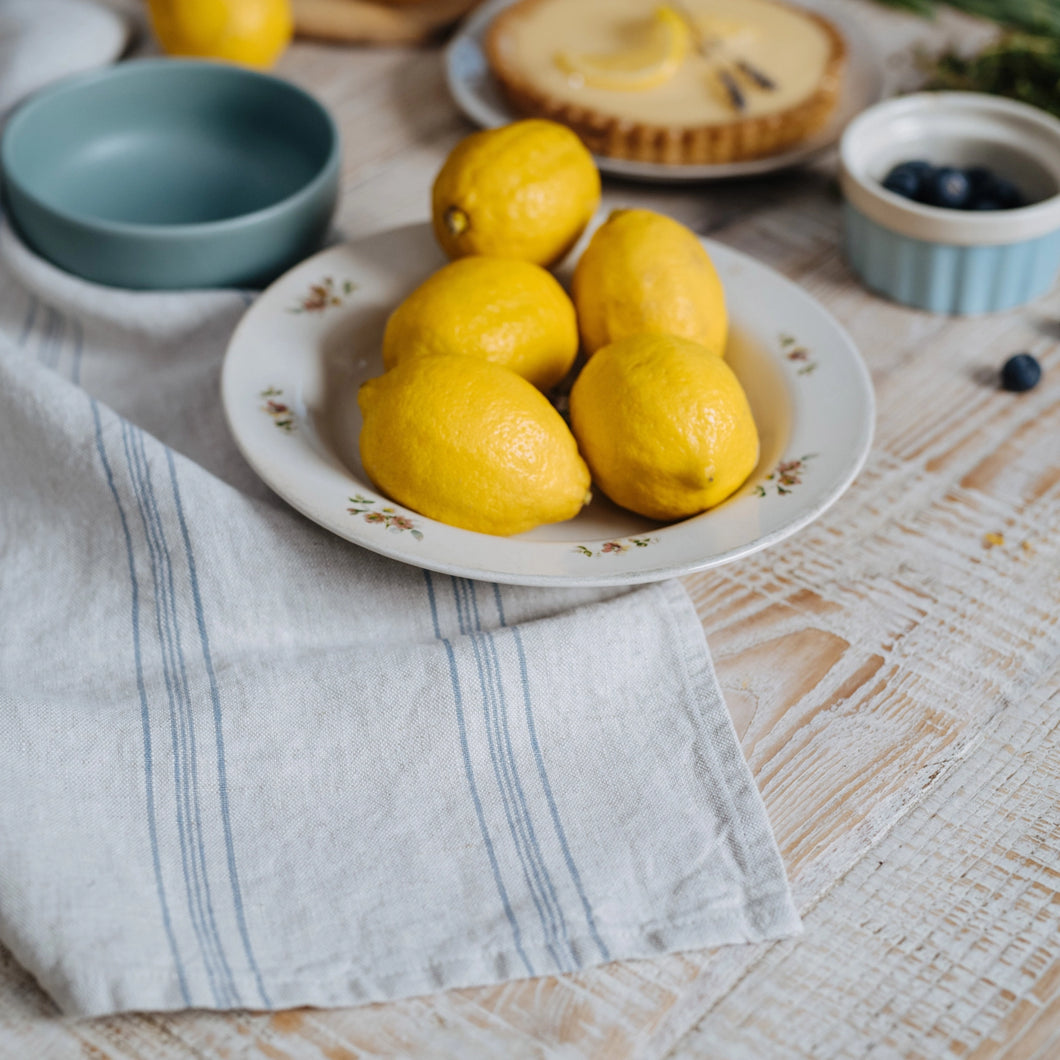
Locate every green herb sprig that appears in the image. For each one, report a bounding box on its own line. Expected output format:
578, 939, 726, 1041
876, 0, 1060, 118
877, 0, 1060, 37
928, 32, 1060, 117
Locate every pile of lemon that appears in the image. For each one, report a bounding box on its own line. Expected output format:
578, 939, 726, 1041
358, 119, 759, 537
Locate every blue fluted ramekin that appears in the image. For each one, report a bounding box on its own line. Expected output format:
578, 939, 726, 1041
839, 92, 1060, 314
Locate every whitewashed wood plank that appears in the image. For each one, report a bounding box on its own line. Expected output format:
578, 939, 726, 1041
671, 667, 1060, 1060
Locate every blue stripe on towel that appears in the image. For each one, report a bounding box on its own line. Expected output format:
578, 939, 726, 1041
91, 403, 192, 1005
121, 424, 235, 1006
424, 571, 534, 976
132, 430, 241, 1006
70, 318, 84, 386
452, 579, 570, 972
18, 296, 85, 384
17, 294, 38, 348
121, 424, 230, 1005
134, 431, 246, 1007
452, 579, 564, 970
166, 449, 271, 1008
471, 584, 575, 966
493, 586, 611, 963
37, 306, 64, 370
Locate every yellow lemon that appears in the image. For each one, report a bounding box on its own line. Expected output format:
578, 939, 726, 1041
146, 0, 292, 68
569, 333, 758, 521
432, 119, 601, 267
358, 355, 591, 536
556, 5, 691, 91
382, 257, 578, 392
572, 208, 728, 357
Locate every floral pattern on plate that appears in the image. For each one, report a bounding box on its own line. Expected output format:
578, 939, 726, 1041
347, 495, 424, 540
288, 277, 356, 314
261, 387, 295, 431
754, 455, 816, 497
574, 537, 658, 558
779, 333, 818, 375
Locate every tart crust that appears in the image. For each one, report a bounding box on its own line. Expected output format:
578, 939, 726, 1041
485, 0, 847, 166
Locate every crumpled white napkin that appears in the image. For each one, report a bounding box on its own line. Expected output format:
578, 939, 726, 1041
0, 0, 133, 116
0, 217, 800, 1017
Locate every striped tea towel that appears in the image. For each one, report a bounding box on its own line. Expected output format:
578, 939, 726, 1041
0, 222, 800, 1017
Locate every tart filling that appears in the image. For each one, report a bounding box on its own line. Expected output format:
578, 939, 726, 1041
485, 0, 847, 165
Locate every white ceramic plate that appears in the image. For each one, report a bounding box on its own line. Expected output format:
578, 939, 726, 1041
445, 0, 885, 183
221, 222, 874, 587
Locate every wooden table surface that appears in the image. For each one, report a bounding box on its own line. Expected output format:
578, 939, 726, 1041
3, 2, 1059, 1057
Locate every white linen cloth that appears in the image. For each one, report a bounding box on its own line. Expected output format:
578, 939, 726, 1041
0, 1, 799, 1023
0, 215, 800, 1019
0, 224, 800, 1017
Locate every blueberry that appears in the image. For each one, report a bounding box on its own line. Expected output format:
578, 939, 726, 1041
1000, 353, 1042, 392
877, 159, 1025, 210
882, 167, 921, 199
924, 166, 972, 208
965, 166, 996, 195
882, 160, 933, 200
961, 167, 1027, 210
901, 159, 934, 177
991, 176, 1025, 209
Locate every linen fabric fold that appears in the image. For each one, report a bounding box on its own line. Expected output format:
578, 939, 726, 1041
0, 224, 799, 1017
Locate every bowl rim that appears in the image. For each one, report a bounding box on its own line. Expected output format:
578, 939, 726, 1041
838, 90, 1060, 246
0, 57, 342, 240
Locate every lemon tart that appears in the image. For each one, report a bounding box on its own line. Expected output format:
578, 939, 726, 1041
485, 0, 846, 165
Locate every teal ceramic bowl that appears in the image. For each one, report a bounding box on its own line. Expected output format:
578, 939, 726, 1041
0, 59, 341, 289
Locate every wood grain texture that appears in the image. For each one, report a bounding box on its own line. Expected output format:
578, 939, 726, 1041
2, 2, 1057, 1057
674, 663, 1060, 1060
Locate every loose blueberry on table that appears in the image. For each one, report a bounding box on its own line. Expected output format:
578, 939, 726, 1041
1000, 353, 1042, 392
881, 160, 1026, 210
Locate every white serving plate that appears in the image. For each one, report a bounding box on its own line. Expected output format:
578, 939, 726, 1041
221, 222, 874, 586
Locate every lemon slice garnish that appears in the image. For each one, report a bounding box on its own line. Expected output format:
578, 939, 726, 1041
555, 6, 691, 91
693, 16, 749, 41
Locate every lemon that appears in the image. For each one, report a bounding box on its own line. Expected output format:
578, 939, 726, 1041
358, 355, 591, 536
555, 5, 691, 91
146, 0, 292, 68
432, 119, 601, 268
382, 257, 578, 392
572, 208, 728, 358
569, 333, 758, 521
